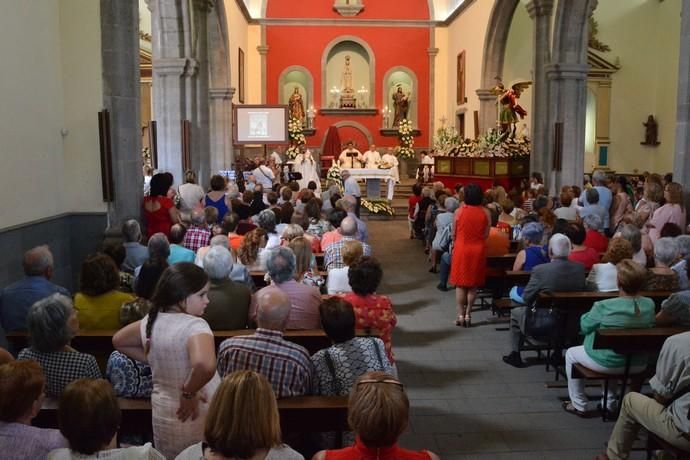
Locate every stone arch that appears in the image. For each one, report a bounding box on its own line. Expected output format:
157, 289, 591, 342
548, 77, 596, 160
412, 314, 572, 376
278, 65, 314, 110
321, 35, 376, 108
479, 0, 520, 90
208, 0, 233, 177
381, 66, 419, 127
319, 121, 374, 153
476, 0, 520, 133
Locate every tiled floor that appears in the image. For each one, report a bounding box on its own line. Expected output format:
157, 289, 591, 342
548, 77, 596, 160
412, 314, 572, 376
368, 218, 646, 459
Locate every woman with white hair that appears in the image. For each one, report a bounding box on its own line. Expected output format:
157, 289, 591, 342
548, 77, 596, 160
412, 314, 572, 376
619, 224, 647, 267
257, 209, 281, 249
201, 246, 251, 330
643, 237, 680, 291
582, 213, 608, 254
672, 235, 690, 289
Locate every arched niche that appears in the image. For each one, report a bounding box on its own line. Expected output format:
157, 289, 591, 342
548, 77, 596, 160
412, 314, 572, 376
321, 36, 375, 109
319, 121, 374, 154
278, 66, 313, 112
382, 66, 418, 127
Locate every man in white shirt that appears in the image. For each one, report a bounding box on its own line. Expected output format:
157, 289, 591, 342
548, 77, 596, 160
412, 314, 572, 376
338, 141, 362, 169
341, 170, 361, 218
252, 159, 275, 190
362, 144, 381, 169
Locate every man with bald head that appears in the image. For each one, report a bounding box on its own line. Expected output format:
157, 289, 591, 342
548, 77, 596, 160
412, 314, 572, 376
216, 286, 313, 397
323, 216, 372, 270
182, 209, 211, 253
0, 245, 70, 332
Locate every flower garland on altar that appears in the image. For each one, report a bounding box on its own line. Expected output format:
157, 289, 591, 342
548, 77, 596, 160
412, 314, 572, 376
286, 117, 306, 160
361, 198, 395, 217
446, 129, 531, 158
394, 119, 415, 159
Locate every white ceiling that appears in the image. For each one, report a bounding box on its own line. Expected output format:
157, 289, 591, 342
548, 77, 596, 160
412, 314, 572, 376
241, 0, 467, 21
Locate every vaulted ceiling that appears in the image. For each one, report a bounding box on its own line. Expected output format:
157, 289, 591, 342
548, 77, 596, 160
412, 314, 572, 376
241, 0, 467, 21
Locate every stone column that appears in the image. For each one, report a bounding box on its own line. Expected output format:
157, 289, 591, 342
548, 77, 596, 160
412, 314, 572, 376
209, 87, 235, 172
526, 0, 554, 180
476, 89, 498, 135
673, 0, 690, 206
100, 0, 142, 227
427, 44, 439, 141
147, 0, 211, 185
546, 63, 589, 191
258, 44, 269, 104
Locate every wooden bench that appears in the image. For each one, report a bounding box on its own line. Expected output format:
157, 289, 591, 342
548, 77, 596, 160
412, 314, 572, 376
7, 328, 376, 366
35, 395, 350, 442
571, 327, 690, 420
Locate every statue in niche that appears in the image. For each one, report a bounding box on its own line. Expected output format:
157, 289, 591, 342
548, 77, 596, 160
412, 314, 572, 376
339, 55, 357, 108
641, 115, 660, 146
288, 87, 306, 124
392, 85, 411, 127
491, 79, 531, 139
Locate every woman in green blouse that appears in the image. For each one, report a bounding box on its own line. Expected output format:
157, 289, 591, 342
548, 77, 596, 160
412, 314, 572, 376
563, 259, 656, 417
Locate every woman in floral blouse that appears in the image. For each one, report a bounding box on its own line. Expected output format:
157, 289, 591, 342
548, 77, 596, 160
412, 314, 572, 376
341, 257, 397, 364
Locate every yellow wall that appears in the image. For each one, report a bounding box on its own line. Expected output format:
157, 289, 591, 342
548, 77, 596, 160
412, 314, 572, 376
0, 0, 105, 230
502, 3, 532, 136
226, 0, 250, 104
594, 0, 680, 174
440, 0, 494, 139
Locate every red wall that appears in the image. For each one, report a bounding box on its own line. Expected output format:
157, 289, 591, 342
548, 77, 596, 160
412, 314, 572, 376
267, 0, 430, 20
265, 2, 432, 151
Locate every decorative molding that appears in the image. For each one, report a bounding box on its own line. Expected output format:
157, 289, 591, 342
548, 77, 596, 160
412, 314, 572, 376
209, 87, 234, 99
303, 128, 317, 136
259, 18, 439, 27
525, 0, 554, 19
333, 0, 364, 17
319, 108, 378, 116
427, 47, 439, 56
257, 45, 269, 55
380, 128, 421, 137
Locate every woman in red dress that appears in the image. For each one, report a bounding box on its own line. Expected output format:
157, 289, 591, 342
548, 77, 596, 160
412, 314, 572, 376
313, 371, 440, 460
143, 173, 181, 239
449, 183, 491, 327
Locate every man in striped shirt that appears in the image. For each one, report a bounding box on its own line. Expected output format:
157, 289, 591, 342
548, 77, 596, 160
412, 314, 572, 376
216, 286, 313, 398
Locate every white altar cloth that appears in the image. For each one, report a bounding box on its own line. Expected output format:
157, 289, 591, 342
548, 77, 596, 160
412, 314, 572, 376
344, 168, 396, 200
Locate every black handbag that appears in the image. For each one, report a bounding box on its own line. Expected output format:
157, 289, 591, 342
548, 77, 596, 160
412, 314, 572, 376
525, 304, 563, 338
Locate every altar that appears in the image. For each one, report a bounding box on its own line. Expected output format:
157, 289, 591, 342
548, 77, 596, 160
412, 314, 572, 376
346, 168, 396, 200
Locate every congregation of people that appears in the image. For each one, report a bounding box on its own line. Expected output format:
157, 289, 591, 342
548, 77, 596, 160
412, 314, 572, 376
0, 167, 440, 460
409, 169, 690, 459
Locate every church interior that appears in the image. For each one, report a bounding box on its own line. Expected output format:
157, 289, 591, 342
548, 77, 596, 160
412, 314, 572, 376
2, 0, 690, 458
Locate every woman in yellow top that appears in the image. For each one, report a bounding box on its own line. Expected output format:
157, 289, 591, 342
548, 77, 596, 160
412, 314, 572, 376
74, 253, 134, 330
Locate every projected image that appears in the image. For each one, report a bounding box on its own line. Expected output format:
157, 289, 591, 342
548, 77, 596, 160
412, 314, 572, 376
234, 105, 288, 144
249, 112, 269, 138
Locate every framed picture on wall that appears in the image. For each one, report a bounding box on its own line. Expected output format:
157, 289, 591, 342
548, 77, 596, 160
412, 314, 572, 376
457, 51, 466, 105
238, 48, 245, 104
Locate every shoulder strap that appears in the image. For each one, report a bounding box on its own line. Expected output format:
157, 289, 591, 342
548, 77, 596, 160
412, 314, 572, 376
323, 349, 343, 395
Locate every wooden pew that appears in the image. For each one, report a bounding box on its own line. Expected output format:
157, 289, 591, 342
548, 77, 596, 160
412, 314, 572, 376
35, 395, 349, 440
536, 291, 673, 311
571, 327, 690, 420
7, 328, 376, 365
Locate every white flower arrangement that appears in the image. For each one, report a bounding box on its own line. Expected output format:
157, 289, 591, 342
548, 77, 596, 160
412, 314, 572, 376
286, 117, 306, 160
326, 163, 343, 190
435, 128, 531, 159
433, 123, 460, 156
396, 118, 415, 159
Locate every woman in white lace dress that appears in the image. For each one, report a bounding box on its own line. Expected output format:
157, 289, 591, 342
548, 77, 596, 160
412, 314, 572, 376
113, 263, 220, 459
